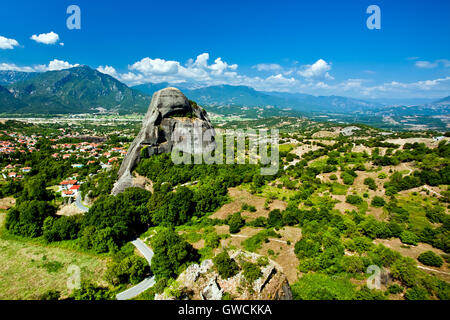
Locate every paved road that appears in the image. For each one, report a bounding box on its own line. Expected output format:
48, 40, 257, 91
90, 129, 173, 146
75, 193, 89, 212
116, 239, 156, 300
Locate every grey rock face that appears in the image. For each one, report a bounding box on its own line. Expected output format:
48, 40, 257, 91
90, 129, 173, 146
111, 87, 215, 195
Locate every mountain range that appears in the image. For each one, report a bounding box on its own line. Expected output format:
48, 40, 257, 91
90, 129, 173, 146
0, 66, 448, 118
0, 66, 150, 114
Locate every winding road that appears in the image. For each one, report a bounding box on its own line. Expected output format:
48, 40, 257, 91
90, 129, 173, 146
75, 193, 89, 212
75, 193, 155, 300
116, 239, 156, 300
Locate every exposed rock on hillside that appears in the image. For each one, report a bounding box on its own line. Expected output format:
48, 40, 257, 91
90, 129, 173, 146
112, 87, 215, 195
155, 250, 293, 300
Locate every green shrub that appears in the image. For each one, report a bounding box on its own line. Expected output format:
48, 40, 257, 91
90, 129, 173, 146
417, 251, 444, 267
228, 212, 245, 234
346, 195, 363, 205
371, 196, 386, 207
404, 286, 429, 300
364, 177, 377, 190
291, 273, 355, 300
213, 251, 239, 279
242, 262, 262, 283
387, 284, 404, 294
400, 230, 419, 246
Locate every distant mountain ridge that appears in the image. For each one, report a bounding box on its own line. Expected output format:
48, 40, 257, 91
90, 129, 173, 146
0, 66, 447, 117
0, 71, 40, 85
3, 66, 150, 114
132, 83, 384, 113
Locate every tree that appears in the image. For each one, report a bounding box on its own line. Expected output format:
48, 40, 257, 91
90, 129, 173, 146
400, 230, 419, 246
81, 187, 151, 251
390, 257, 419, 287
6, 200, 56, 237
267, 209, 283, 228
105, 255, 150, 285
242, 262, 262, 283
213, 251, 239, 279
228, 212, 245, 234
18, 175, 54, 202
152, 186, 195, 226
346, 195, 363, 205
363, 177, 377, 190
150, 228, 198, 280
69, 282, 113, 300
418, 251, 443, 267
371, 196, 386, 207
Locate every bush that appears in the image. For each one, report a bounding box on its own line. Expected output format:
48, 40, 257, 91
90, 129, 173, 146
364, 178, 377, 190
400, 230, 419, 246
418, 251, 444, 267
355, 285, 386, 300
291, 273, 355, 300
341, 255, 365, 273
242, 262, 262, 283
346, 195, 363, 205
390, 257, 419, 287
213, 251, 239, 279
39, 290, 61, 300
69, 282, 114, 300
228, 212, 245, 234
404, 286, 429, 300
267, 209, 283, 228
387, 284, 404, 294
371, 196, 386, 207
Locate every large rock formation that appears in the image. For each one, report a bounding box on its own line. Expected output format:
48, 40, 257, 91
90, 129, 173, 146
111, 87, 215, 195
155, 250, 293, 300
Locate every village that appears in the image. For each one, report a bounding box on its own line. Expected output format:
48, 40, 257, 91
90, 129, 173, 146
0, 123, 130, 202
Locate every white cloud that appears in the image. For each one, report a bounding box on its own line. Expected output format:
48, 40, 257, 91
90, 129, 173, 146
415, 59, 450, 69
0, 36, 19, 50
97, 65, 119, 77
0, 63, 34, 72
297, 59, 334, 80
47, 59, 78, 71
30, 32, 60, 45
130, 57, 180, 75
415, 60, 438, 69
34, 59, 79, 72
253, 63, 283, 72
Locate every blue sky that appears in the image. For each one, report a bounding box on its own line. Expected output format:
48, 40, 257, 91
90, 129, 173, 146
0, 0, 449, 102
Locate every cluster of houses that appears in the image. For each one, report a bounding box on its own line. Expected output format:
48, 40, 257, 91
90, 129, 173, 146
1, 164, 32, 180
58, 178, 81, 198
49, 141, 126, 165
0, 133, 37, 155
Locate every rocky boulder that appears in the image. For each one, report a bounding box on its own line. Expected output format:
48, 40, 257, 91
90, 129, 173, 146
155, 250, 293, 300
111, 87, 215, 195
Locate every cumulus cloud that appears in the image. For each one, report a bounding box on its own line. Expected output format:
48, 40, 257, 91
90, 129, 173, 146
0, 63, 34, 72
33, 59, 79, 72
0, 36, 19, 49
30, 32, 60, 45
298, 59, 334, 80
253, 63, 283, 72
97, 65, 119, 77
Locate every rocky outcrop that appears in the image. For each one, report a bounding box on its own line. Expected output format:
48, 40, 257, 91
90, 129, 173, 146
155, 250, 293, 300
112, 87, 215, 195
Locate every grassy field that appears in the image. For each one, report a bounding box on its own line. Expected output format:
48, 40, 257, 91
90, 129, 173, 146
0, 212, 108, 300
